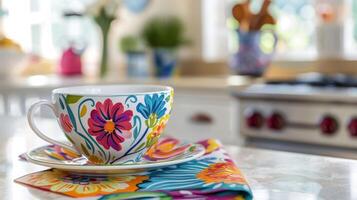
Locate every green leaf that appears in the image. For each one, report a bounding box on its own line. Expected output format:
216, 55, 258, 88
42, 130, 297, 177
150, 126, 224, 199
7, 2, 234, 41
148, 137, 159, 148
80, 105, 87, 117
133, 116, 141, 140
146, 137, 157, 148
146, 114, 158, 128
66, 95, 83, 104
85, 140, 92, 150
64, 134, 75, 144
189, 145, 196, 152
134, 143, 145, 152
81, 143, 90, 156
64, 99, 77, 128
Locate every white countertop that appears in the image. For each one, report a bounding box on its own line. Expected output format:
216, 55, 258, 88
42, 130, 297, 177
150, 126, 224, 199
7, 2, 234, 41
0, 116, 356, 199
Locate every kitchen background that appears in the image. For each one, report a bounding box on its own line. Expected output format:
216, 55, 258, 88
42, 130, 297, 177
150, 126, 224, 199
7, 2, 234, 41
0, 0, 357, 159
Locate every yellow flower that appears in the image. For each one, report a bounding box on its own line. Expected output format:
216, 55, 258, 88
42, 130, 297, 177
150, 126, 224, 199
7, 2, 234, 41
146, 114, 171, 148
205, 139, 220, 154
23, 169, 148, 198
159, 114, 170, 124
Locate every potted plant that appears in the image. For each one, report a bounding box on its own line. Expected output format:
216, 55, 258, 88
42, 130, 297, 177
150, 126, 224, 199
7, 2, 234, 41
119, 35, 149, 77
142, 16, 188, 78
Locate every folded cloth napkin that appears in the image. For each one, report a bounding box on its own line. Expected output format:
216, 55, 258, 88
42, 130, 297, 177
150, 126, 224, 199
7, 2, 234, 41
15, 138, 253, 199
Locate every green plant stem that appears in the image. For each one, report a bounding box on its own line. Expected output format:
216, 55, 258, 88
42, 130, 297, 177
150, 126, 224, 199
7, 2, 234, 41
100, 27, 109, 78
95, 8, 114, 78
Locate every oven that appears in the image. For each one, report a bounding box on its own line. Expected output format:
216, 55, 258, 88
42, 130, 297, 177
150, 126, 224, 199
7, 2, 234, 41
233, 74, 357, 159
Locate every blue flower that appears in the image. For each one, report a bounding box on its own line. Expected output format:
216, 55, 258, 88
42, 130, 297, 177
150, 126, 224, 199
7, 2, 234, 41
137, 94, 167, 120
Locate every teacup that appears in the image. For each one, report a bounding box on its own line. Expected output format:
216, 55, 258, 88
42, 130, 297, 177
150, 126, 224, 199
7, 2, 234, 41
27, 85, 173, 165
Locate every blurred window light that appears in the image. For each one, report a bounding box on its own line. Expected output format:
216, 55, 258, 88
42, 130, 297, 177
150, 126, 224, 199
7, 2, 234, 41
2, 0, 356, 63
203, 0, 357, 62
202, 0, 230, 62
273, 0, 316, 60
1, 0, 99, 61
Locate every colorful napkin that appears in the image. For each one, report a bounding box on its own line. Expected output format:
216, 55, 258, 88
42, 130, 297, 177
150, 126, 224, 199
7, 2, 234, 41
15, 138, 253, 200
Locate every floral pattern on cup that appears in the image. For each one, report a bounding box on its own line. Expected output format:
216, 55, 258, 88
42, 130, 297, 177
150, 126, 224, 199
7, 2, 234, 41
88, 99, 133, 151
59, 113, 73, 133
146, 114, 170, 148
137, 93, 167, 128
51, 88, 173, 165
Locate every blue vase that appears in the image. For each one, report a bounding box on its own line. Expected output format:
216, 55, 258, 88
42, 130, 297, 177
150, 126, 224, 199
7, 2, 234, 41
230, 30, 277, 77
126, 52, 149, 78
153, 48, 177, 78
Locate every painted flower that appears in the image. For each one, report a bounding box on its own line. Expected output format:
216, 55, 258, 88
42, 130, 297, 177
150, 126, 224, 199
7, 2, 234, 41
197, 162, 247, 184
60, 113, 73, 133
139, 159, 247, 191
44, 145, 80, 161
137, 94, 167, 127
88, 99, 133, 151
17, 169, 148, 198
145, 137, 190, 161
197, 139, 221, 155
145, 114, 170, 148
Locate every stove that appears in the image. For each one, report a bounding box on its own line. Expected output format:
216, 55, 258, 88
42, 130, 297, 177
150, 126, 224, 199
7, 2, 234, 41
234, 74, 357, 159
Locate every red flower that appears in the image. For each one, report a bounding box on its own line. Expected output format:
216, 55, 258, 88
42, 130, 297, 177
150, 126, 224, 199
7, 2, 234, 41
88, 99, 133, 151
60, 113, 73, 133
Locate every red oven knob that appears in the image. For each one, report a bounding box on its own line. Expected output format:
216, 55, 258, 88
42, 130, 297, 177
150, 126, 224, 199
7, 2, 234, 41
348, 118, 357, 137
267, 112, 285, 130
245, 111, 264, 129
320, 115, 338, 135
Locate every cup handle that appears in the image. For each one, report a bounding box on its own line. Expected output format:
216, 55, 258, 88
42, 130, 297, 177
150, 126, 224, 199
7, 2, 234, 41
27, 100, 78, 152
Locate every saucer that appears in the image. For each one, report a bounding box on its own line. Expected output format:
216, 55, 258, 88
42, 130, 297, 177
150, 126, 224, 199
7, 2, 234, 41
25, 138, 205, 174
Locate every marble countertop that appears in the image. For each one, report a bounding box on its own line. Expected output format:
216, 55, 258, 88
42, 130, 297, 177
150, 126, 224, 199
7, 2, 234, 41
1, 116, 356, 199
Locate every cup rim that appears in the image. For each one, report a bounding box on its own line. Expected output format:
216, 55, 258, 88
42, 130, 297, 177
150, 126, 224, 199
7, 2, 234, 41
52, 84, 173, 96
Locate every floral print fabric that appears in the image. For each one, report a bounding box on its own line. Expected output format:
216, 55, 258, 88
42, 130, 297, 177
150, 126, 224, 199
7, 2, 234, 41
15, 138, 253, 199
16, 169, 147, 197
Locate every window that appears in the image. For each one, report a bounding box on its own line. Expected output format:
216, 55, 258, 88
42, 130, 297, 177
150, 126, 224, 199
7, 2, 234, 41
202, 0, 357, 62
1, 0, 99, 63
272, 0, 316, 60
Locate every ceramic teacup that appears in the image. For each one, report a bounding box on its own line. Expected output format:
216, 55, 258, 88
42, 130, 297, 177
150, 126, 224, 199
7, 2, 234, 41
27, 85, 173, 165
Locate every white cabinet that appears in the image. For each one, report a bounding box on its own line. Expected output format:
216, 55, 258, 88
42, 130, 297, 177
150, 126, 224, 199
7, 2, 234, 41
165, 89, 238, 144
